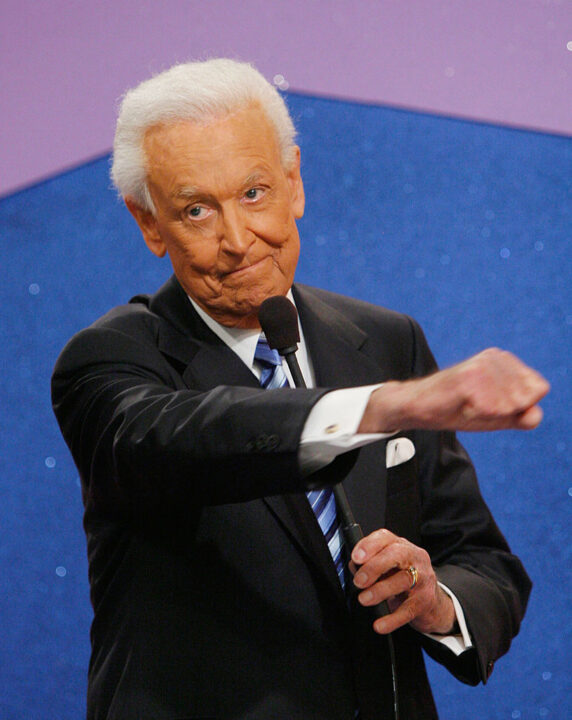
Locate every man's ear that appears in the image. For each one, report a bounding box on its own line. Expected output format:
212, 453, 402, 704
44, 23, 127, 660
286, 146, 305, 219
124, 197, 167, 258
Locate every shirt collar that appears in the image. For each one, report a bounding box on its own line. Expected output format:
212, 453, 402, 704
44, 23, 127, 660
187, 290, 298, 372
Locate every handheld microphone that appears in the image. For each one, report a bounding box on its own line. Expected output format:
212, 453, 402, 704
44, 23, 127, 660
259, 294, 400, 720
258, 295, 389, 610
258, 295, 306, 388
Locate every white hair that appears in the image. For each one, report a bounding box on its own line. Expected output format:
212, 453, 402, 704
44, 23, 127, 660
111, 58, 297, 213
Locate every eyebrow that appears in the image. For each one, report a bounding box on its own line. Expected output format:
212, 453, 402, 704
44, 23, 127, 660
243, 171, 266, 186
172, 170, 270, 202
174, 186, 201, 201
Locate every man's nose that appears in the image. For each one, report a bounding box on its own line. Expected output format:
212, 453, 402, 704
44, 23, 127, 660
218, 204, 253, 255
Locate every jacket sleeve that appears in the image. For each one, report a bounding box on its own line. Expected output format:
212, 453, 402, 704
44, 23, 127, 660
404, 317, 532, 685
51, 319, 352, 523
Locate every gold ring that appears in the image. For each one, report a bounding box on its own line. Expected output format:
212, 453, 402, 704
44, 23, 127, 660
407, 566, 418, 590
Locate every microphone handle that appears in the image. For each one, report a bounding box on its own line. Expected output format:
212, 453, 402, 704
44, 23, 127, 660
332, 485, 391, 620
280, 347, 390, 619
282, 348, 307, 389
279, 341, 399, 719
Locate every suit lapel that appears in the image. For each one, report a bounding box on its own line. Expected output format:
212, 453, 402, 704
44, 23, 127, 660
144, 276, 389, 605
146, 275, 259, 390
263, 492, 349, 605
293, 284, 391, 557
145, 278, 333, 584
265, 285, 391, 602
146, 275, 384, 390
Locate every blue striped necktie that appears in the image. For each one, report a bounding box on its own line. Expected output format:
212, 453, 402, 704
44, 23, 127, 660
254, 335, 346, 588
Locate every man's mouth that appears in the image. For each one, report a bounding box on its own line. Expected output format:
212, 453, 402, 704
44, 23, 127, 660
223, 257, 268, 278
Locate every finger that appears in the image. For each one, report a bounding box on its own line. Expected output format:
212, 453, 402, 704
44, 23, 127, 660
372, 597, 420, 635
494, 369, 549, 420
351, 528, 394, 566
514, 404, 544, 430
504, 356, 550, 403
357, 567, 413, 607
462, 402, 545, 432
353, 542, 413, 589
464, 351, 549, 418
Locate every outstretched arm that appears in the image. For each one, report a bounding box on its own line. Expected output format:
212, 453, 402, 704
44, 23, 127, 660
358, 347, 549, 434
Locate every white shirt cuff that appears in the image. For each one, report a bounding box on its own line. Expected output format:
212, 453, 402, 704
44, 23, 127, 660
423, 582, 473, 656
298, 385, 392, 474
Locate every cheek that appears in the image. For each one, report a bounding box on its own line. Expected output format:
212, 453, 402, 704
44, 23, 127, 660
279, 226, 300, 268
170, 236, 217, 275
283, 238, 299, 275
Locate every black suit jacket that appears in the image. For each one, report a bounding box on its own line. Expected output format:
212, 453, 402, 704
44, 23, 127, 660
52, 276, 531, 720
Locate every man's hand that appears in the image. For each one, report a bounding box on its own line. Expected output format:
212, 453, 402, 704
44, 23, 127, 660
351, 529, 456, 635
358, 348, 549, 434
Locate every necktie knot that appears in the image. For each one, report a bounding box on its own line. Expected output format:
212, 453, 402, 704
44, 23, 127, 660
255, 335, 287, 389
254, 335, 282, 368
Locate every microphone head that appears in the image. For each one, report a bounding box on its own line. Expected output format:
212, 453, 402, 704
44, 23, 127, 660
258, 296, 300, 351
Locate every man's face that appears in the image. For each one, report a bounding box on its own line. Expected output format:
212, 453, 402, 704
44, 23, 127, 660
126, 103, 305, 328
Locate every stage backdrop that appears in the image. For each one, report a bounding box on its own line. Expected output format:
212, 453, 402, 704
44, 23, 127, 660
1, 93, 570, 719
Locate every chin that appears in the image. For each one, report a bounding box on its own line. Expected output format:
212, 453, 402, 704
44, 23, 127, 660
243, 281, 287, 306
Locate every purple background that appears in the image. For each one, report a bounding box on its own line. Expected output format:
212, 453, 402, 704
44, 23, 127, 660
1, 3, 571, 718
2, 0, 572, 197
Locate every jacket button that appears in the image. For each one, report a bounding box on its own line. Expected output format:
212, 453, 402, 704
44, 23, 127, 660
246, 434, 280, 452
266, 434, 280, 450
255, 435, 269, 451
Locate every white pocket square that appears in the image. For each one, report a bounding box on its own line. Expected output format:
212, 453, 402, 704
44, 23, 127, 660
386, 437, 416, 468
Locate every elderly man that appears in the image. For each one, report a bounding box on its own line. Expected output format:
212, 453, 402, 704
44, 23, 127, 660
52, 59, 548, 720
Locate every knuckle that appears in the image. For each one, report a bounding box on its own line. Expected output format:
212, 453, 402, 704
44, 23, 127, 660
371, 585, 385, 604
368, 528, 391, 549
371, 529, 384, 542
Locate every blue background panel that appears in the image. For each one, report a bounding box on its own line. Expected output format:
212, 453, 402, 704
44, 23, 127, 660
1, 93, 570, 719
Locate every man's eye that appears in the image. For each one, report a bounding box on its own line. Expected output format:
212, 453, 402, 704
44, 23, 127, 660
188, 206, 205, 218
244, 188, 263, 201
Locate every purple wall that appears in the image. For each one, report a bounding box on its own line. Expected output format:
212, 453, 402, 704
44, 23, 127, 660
2, 0, 572, 197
